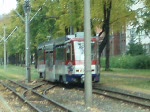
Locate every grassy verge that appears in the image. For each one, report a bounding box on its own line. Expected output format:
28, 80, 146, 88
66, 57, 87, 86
101, 55, 150, 69
0, 65, 149, 94
100, 68, 150, 94
0, 65, 39, 81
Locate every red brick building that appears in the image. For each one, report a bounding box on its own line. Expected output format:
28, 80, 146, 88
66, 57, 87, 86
101, 32, 126, 56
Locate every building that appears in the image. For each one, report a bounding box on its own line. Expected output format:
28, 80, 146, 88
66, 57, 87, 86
100, 28, 150, 56
110, 33, 126, 56
100, 32, 126, 56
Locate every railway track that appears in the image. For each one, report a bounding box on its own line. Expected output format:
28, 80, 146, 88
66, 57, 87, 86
93, 85, 150, 109
0, 80, 73, 112
1, 79, 149, 111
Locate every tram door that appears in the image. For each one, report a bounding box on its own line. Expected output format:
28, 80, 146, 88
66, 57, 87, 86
45, 51, 55, 81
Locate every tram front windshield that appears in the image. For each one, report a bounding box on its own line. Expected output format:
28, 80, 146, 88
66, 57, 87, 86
74, 41, 96, 61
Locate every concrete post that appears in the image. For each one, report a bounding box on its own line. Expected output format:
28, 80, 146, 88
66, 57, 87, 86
84, 0, 92, 107
24, 0, 31, 83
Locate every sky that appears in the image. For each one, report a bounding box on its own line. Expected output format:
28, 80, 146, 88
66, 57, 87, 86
0, 0, 17, 15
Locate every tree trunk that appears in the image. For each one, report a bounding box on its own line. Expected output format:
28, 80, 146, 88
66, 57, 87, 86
105, 37, 110, 70
20, 53, 23, 66
99, 0, 112, 71
15, 53, 19, 66
65, 27, 70, 35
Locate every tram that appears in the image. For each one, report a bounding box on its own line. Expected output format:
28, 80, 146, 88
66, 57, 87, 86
37, 32, 100, 83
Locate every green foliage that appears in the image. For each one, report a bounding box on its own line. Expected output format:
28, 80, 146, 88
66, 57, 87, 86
134, 55, 150, 69
126, 36, 146, 56
101, 55, 150, 69
134, 0, 150, 35
127, 43, 146, 56
0, 0, 139, 59
143, 0, 150, 32
0, 45, 3, 58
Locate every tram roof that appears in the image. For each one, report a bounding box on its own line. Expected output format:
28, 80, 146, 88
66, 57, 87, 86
38, 35, 99, 49
37, 41, 54, 51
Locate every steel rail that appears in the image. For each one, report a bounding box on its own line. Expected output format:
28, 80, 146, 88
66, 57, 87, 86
32, 90, 73, 112
31, 83, 46, 89
0, 81, 43, 112
8, 80, 30, 89
93, 86, 150, 101
9, 80, 73, 112
93, 87, 150, 109
43, 85, 57, 95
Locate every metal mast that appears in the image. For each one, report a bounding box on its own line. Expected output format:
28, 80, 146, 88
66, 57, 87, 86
3, 25, 6, 70
84, 0, 92, 107
24, 0, 31, 83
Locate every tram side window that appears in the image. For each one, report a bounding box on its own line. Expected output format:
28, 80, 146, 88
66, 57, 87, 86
46, 51, 53, 67
38, 49, 44, 61
56, 47, 65, 60
46, 52, 50, 66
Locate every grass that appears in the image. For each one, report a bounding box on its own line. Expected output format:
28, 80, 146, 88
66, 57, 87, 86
100, 68, 150, 94
0, 65, 149, 94
0, 65, 39, 81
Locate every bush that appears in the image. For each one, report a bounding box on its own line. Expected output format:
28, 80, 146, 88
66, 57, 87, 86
101, 55, 150, 69
134, 55, 150, 69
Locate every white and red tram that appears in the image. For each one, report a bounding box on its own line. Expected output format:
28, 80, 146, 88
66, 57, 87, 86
37, 33, 100, 83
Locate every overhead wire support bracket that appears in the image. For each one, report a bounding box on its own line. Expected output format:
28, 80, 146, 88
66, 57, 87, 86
5, 26, 18, 41
0, 26, 18, 43
15, 10, 25, 22
0, 36, 5, 43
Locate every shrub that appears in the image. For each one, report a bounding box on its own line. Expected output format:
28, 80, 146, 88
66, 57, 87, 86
134, 55, 150, 69
101, 55, 150, 69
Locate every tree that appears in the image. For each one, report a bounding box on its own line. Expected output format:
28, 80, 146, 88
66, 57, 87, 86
99, 0, 112, 71
0, 0, 138, 69
140, 0, 150, 36
46, 0, 84, 36
127, 36, 146, 55
132, 0, 150, 36
92, 0, 136, 70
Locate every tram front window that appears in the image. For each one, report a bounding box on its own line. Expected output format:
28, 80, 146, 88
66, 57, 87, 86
74, 42, 84, 61
74, 42, 96, 61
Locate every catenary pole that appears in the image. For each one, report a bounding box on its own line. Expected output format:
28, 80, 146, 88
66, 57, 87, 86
84, 0, 92, 107
14, 0, 47, 83
1, 25, 18, 70
3, 24, 6, 70
24, 0, 31, 83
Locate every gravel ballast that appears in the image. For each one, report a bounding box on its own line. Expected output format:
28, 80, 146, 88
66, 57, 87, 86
46, 87, 150, 112
0, 81, 149, 112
